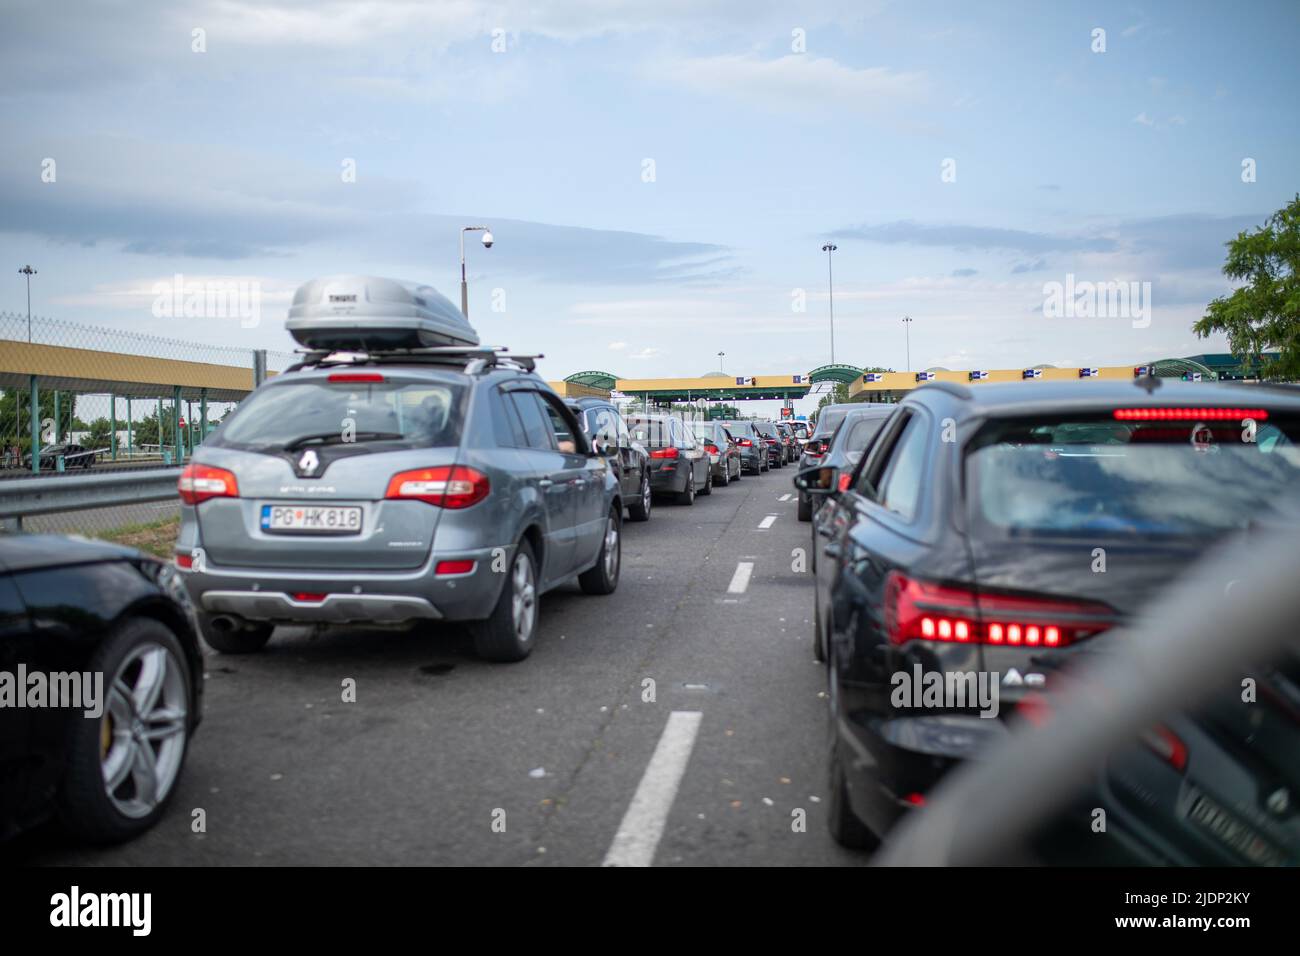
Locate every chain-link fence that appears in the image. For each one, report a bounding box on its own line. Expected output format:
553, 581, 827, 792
0, 311, 295, 545
0, 311, 295, 475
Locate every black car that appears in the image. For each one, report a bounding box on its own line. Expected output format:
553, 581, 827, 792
625, 413, 712, 504
798, 404, 895, 524
753, 421, 785, 468
775, 421, 798, 464
720, 420, 768, 474
797, 380, 1300, 850
689, 419, 743, 486
0, 534, 203, 844
796, 403, 859, 518
565, 396, 652, 522
24, 443, 96, 471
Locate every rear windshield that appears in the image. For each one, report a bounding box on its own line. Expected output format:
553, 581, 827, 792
689, 422, 718, 441
814, 408, 850, 435
966, 411, 1300, 537
626, 416, 675, 448
790, 422, 810, 438
213, 378, 467, 451
833, 416, 889, 466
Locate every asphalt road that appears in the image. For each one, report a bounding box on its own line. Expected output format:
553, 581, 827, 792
17, 461, 864, 866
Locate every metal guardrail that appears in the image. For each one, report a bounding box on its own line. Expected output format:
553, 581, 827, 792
0, 468, 181, 530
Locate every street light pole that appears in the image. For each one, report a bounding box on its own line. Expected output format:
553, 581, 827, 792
459, 226, 494, 318
821, 243, 837, 365
718, 351, 725, 373
902, 315, 913, 371
19, 265, 36, 342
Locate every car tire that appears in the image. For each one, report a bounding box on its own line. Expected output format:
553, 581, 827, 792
813, 595, 826, 664
676, 471, 695, 505
627, 472, 652, 522
797, 493, 812, 522
473, 539, 539, 662
578, 509, 621, 595
828, 744, 876, 850
198, 614, 273, 654
58, 617, 193, 844
716, 466, 729, 488
699, 467, 713, 496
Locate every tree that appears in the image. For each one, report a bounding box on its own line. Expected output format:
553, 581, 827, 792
86, 417, 113, 448
0, 388, 78, 453
1193, 195, 1300, 379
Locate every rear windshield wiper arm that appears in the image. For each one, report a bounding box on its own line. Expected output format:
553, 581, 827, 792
283, 431, 404, 450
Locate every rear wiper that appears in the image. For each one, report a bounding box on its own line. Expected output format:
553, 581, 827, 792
283, 431, 404, 450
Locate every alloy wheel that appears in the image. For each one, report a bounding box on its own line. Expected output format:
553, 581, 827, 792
511, 553, 537, 643
101, 643, 188, 819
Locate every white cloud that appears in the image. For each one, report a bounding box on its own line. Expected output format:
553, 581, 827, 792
608, 341, 627, 350
1132, 111, 1155, 126
660, 54, 927, 116
630, 347, 665, 360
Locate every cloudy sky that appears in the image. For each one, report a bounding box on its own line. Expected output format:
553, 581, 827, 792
2, 0, 1297, 416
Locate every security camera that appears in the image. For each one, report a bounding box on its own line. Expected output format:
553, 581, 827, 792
481, 231, 494, 249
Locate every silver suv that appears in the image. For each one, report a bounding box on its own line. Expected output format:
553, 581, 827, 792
175, 280, 622, 663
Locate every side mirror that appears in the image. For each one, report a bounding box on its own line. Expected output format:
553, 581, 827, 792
794, 465, 838, 496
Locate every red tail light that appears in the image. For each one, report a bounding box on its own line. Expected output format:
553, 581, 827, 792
738, 439, 753, 447
385, 466, 489, 508
435, 560, 476, 575
1114, 407, 1268, 421
1141, 725, 1188, 772
804, 439, 825, 457
836, 472, 852, 492
883, 572, 1114, 648
293, 592, 328, 603
649, 447, 679, 459
328, 372, 385, 383
174, 552, 194, 570
704, 443, 720, 454
178, 463, 239, 504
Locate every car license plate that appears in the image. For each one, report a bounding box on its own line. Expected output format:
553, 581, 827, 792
261, 504, 362, 535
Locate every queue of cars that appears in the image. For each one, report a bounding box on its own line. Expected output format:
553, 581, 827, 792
795, 379, 1300, 863
0, 275, 800, 848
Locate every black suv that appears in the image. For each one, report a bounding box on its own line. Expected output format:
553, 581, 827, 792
565, 396, 652, 522
798, 379, 1300, 852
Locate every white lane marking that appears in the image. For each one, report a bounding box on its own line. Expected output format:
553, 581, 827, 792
779, 493, 792, 502
603, 711, 703, 867
758, 515, 777, 529
727, 561, 754, 594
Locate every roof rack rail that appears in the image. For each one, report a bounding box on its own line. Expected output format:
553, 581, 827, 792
284, 345, 543, 376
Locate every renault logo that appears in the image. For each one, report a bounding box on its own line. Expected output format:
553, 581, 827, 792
298, 450, 319, 475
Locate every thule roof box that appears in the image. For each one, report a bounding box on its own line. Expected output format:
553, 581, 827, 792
285, 275, 478, 351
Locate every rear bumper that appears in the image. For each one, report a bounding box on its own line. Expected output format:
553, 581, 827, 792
837, 711, 1006, 836
648, 464, 686, 492
181, 544, 509, 624
201, 590, 440, 623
